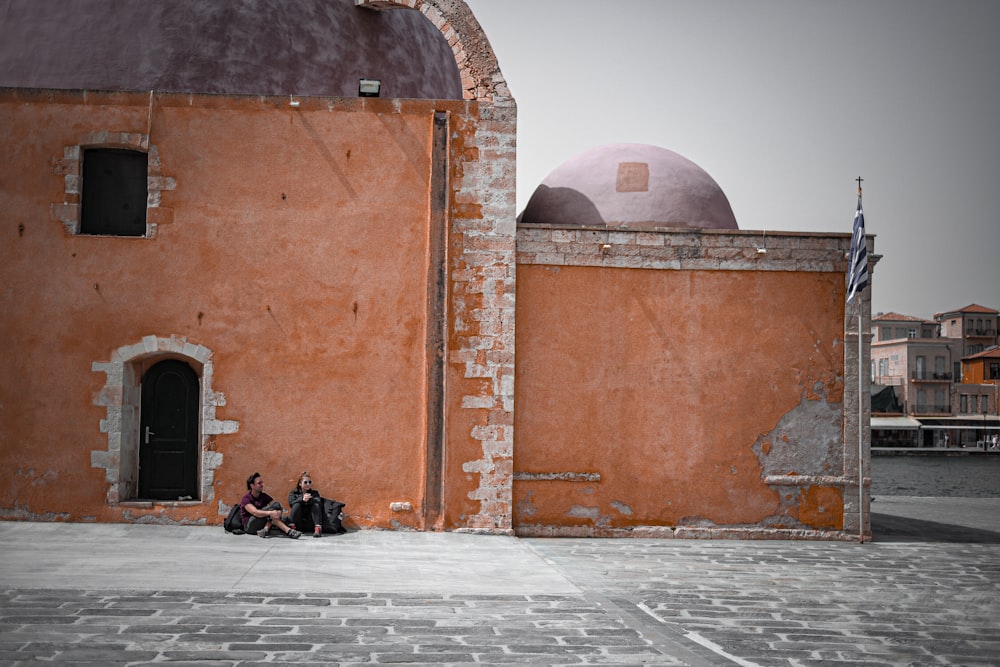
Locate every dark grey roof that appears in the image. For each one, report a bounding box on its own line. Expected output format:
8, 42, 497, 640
0, 0, 462, 99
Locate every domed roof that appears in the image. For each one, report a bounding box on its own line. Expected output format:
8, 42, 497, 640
0, 0, 462, 100
519, 144, 738, 230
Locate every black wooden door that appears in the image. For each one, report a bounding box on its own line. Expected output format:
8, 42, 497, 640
139, 360, 199, 500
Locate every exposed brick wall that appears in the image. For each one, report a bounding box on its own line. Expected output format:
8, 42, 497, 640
355, 0, 518, 533
446, 102, 516, 534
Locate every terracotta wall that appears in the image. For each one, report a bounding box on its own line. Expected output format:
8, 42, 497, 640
0, 86, 865, 540
0, 90, 491, 528
2, 0, 523, 535
514, 225, 871, 539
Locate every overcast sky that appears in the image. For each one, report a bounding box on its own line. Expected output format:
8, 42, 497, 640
465, 0, 999, 320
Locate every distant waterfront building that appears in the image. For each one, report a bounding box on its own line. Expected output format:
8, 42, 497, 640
962, 346, 1000, 386
936, 304, 999, 357
871, 305, 1000, 448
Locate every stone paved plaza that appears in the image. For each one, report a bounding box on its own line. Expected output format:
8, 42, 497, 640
0, 497, 998, 665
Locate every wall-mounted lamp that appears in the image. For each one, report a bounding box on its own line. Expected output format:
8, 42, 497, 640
289, 95, 300, 107
359, 78, 381, 97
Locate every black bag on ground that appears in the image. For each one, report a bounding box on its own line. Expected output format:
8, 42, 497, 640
224, 504, 245, 535
321, 498, 347, 534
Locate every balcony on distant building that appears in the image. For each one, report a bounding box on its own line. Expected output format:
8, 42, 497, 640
968, 329, 996, 337
910, 371, 952, 382
914, 404, 951, 414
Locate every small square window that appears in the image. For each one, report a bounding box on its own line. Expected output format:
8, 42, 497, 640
81, 148, 148, 236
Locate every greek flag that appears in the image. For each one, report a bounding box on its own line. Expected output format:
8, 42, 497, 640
846, 197, 868, 303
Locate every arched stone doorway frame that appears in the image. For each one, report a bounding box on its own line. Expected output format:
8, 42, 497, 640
91, 335, 238, 506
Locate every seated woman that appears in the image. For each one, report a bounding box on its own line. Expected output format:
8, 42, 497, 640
288, 471, 324, 538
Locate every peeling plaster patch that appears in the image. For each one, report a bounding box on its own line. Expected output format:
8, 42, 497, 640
759, 510, 816, 531
389, 519, 418, 531
567, 505, 600, 520
0, 503, 71, 522
516, 490, 537, 518
677, 515, 717, 528
676, 512, 815, 533
16, 468, 58, 487
121, 510, 206, 525
610, 501, 633, 515
565, 505, 612, 528
752, 390, 842, 479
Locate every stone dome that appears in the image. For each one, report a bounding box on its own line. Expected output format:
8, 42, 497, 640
0, 0, 462, 100
519, 144, 738, 230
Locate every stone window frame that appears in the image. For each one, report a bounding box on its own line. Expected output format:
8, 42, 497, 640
91, 336, 238, 508
51, 132, 175, 238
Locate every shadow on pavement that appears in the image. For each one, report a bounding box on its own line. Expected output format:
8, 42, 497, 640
872, 513, 1000, 543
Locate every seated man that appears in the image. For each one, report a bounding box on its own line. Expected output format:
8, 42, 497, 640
240, 472, 301, 539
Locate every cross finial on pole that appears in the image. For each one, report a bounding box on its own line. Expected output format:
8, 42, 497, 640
856, 176, 864, 196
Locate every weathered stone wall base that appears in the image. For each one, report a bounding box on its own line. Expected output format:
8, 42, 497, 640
516, 524, 865, 542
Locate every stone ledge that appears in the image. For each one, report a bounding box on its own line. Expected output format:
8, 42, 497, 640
515, 523, 864, 541
517, 224, 857, 274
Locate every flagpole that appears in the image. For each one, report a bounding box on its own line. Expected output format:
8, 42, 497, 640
848, 175, 868, 544
858, 308, 864, 543
856, 177, 864, 544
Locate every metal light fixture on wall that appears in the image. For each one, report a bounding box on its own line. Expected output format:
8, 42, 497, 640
359, 79, 381, 97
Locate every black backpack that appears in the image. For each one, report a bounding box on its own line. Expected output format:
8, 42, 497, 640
321, 499, 347, 534
224, 504, 245, 535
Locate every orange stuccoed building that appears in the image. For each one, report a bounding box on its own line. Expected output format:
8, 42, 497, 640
0, 0, 874, 540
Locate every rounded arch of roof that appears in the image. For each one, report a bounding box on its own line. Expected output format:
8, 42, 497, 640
519, 143, 739, 230
0, 0, 463, 99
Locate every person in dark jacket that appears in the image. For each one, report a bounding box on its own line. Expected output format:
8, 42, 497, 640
288, 471, 324, 538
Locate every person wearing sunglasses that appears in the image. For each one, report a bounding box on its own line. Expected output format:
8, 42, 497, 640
287, 471, 325, 538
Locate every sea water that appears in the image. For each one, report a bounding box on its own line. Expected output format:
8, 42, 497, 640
871, 455, 1000, 498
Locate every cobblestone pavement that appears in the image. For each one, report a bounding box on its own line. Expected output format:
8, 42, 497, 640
0, 500, 999, 666
0, 589, 694, 666
529, 539, 1000, 666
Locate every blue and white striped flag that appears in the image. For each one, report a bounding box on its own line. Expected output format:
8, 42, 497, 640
846, 196, 868, 303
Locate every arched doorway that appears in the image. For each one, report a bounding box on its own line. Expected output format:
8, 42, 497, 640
92, 336, 237, 506
139, 359, 200, 500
